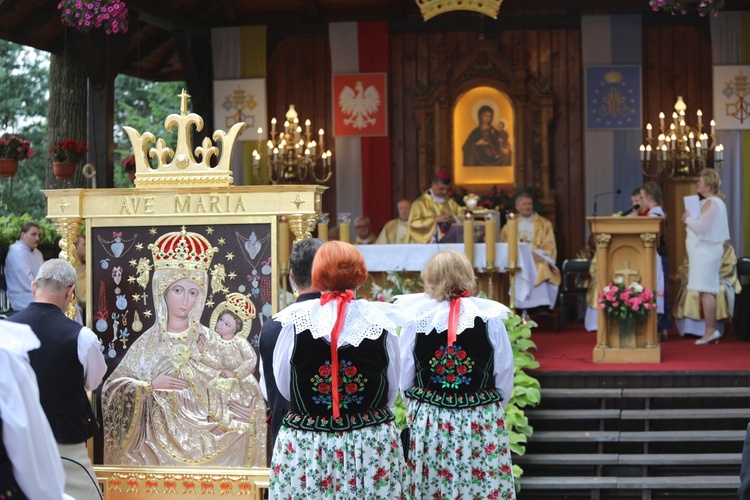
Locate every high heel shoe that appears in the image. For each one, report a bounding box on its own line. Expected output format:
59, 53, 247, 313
695, 330, 722, 345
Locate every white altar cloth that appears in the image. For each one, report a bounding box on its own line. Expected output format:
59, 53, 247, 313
355, 243, 537, 301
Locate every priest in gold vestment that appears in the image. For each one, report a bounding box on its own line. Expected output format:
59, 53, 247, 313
501, 192, 561, 311
375, 199, 412, 244
102, 228, 266, 467
406, 172, 463, 243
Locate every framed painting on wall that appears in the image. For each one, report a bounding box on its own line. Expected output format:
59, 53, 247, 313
452, 86, 515, 190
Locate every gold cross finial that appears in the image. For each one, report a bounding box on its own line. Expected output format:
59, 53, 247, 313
291, 195, 305, 209
178, 89, 191, 115
613, 260, 640, 285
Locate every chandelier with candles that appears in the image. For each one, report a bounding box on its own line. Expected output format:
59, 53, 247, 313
639, 96, 723, 178
253, 105, 332, 184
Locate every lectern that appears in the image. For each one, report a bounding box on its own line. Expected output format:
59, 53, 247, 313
587, 217, 663, 363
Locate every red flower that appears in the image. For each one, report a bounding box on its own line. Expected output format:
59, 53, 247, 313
318, 382, 331, 393
319, 365, 331, 377
501, 464, 512, 474
446, 374, 456, 382
457, 365, 468, 375
446, 346, 455, 356
344, 365, 357, 376
300, 475, 306, 483
435, 365, 445, 374
445, 359, 455, 369
435, 349, 444, 359
456, 350, 467, 360
349, 477, 357, 486
273, 465, 281, 474
345, 383, 359, 394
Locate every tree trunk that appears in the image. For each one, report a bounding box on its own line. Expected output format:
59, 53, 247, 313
47, 37, 87, 189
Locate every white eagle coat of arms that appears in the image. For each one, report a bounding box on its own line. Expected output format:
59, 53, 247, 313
338, 81, 381, 129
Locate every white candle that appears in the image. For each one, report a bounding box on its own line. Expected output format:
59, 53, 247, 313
659, 112, 665, 130
710, 119, 716, 136
639, 145, 645, 161
646, 144, 651, 160
305, 119, 311, 135
662, 145, 667, 160
688, 132, 694, 148
646, 123, 652, 139
696, 140, 702, 153
271, 118, 276, 133
697, 109, 703, 125
680, 119, 685, 135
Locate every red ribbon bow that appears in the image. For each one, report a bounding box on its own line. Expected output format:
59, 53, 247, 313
113, 232, 122, 238
447, 290, 471, 347
320, 290, 354, 419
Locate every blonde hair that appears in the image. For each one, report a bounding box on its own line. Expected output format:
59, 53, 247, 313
699, 168, 724, 199
421, 249, 477, 302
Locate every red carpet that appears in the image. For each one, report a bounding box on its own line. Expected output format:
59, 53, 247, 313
531, 324, 750, 372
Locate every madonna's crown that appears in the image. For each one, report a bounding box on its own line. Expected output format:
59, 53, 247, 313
123, 89, 245, 188
149, 227, 217, 273
224, 293, 257, 321
417, 0, 504, 21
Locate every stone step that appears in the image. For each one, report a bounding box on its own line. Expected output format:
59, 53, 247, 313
520, 475, 740, 490
540, 387, 750, 399
531, 430, 745, 442
515, 452, 741, 466
525, 408, 750, 419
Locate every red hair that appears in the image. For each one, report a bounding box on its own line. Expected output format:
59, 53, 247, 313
311, 241, 368, 292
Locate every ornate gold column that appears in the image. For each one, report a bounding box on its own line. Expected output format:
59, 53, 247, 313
52, 216, 82, 319
594, 233, 612, 348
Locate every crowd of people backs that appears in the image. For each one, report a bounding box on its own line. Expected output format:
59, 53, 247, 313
262, 241, 516, 499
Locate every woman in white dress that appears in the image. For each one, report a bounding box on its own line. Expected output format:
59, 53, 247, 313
396, 249, 516, 499
266, 241, 407, 499
681, 169, 730, 345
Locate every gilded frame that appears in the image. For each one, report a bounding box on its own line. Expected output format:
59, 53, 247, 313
452, 86, 515, 190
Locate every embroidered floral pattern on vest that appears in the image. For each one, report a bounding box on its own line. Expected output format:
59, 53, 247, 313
311, 359, 368, 409
429, 344, 474, 389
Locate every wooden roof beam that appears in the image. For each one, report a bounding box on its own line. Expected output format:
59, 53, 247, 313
0, 0, 21, 17
123, 0, 208, 38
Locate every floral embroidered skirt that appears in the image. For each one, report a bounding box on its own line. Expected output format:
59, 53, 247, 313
403, 400, 516, 500
269, 420, 404, 499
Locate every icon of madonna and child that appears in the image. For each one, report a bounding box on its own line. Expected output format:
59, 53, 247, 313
102, 227, 267, 467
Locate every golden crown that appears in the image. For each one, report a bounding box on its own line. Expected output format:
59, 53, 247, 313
417, 0, 504, 21
123, 89, 245, 188
223, 293, 257, 322
604, 70, 623, 84
149, 227, 217, 273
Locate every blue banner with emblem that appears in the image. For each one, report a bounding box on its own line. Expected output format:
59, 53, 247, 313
585, 65, 641, 130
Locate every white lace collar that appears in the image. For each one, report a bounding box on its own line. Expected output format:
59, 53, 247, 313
393, 293, 510, 336
0, 322, 40, 358
274, 298, 409, 347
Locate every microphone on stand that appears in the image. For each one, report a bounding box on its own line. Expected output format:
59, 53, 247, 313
593, 189, 622, 216
620, 204, 641, 217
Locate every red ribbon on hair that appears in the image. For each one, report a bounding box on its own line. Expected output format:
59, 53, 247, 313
447, 290, 471, 347
320, 290, 354, 419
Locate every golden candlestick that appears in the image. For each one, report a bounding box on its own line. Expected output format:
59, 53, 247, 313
506, 261, 521, 314
485, 262, 496, 301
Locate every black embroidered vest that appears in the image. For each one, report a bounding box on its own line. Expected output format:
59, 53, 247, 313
9, 303, 99, 444
283, 328, 394, 432
0, 419, 27, 499
405, 316, 504, 408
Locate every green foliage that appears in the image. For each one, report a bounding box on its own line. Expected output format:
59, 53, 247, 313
0, 213, 59, 248
0, 40, 50, 219
502, 312, 541, 486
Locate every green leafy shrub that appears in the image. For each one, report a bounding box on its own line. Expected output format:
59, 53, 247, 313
0, 213, 60, 249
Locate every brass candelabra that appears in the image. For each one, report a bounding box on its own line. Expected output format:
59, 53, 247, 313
639, 96, 723, 178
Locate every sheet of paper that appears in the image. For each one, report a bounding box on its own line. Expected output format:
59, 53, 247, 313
684, 195, 700, 220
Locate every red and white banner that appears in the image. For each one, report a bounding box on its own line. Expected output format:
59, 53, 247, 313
329, 22, 392, 233
333, 73, 388, 137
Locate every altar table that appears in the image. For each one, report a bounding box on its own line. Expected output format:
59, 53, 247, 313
355, 243, 537, 302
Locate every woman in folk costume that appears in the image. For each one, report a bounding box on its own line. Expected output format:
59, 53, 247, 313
396, 249, 516, 499
102, 228, 258, 466
266, 241, 408, 499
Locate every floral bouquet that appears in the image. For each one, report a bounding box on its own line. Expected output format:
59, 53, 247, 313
58, 0, 129, 34
648, 0, 725, 17
596, 278, 656, 322
0, 135, 35, 161
50, 139, 88, 163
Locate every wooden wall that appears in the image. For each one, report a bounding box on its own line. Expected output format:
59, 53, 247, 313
266, 19, 712, 265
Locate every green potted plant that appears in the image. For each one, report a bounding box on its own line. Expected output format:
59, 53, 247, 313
0, 134, 35, 178
49, 139, 88, 179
